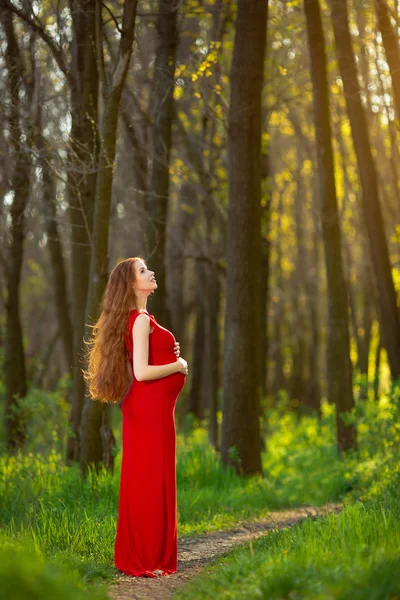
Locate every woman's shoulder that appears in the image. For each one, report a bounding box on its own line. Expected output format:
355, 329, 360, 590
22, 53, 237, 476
130, 309, 155, 319
128, 309, 156, 329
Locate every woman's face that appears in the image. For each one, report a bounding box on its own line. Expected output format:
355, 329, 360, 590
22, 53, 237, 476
133, 260, 157, 292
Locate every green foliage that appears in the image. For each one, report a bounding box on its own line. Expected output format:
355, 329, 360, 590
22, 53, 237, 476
0, 542, 108, 600
1, 382, 400, 594
1, 375, 71, 455
175, 483, 400, 600
0, 344, 4, 402
173, 384, 400, 598
337, 381, 400, 503
0, 400, 350, 588
262, 400, 348, 506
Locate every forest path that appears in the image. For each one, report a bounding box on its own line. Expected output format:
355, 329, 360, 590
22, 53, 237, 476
108, 501, 344, 600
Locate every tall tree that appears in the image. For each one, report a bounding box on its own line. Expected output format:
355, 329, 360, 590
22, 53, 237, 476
145, 0, 178, 329
221, 0, 268, 476
304, 0, 356, 451
33, 66, 74, 374
374, 0, 400, 122
79, 0, 138, 475
328, 0, 400, 381
0, 4, 32, 452
3, 0, 100, 463
66, 0, 99, 464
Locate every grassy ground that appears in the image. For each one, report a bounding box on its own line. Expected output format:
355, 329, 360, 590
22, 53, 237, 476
0, 380, 399, 598
174, 484, 400, 599
173, 384, 400, 599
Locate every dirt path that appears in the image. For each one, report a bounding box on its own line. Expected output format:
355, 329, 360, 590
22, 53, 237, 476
108, 502, 344, 600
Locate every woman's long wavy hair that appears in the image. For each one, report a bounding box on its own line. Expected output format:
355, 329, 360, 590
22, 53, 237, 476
83, 256, 152, 403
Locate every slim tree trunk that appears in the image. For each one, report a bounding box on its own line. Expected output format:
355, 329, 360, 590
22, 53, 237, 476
290, 142, 308, 413
66, 0, 100, 464
358, 280, 373, 377
145, 0, 178, 330
307, 173, 322, 414
221, 0, 268, 476
270, 191, 288, 399
80, 0, 138, 475
328, 0, 400, 381
304, 0, 356, 451
1, 4, 31, 452
168, 180, 194, 356
372, 30, 400, 216
205, 268, 221, 449
374, 0, 400, 122
373, 336, 382, 401
188, 260, 207, 418
33, 68, 74, 372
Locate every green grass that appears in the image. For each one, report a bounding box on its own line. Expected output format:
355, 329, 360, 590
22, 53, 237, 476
176, 407, 348, 536
0, 380, 399, 597
0, 541, 109, 600
173, 482, 400, 599
173, 384, 400, 599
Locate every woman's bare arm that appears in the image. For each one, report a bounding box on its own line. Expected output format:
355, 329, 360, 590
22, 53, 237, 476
132, 314, 180, 381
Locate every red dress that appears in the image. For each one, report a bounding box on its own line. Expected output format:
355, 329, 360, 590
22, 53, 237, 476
114, 309, 186, 577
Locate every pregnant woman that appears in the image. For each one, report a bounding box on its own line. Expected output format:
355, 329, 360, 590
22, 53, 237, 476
84, 256, 188, 578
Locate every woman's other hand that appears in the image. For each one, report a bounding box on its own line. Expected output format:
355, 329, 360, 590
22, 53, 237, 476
174, 341, 180, 358
176, 357, 188, 375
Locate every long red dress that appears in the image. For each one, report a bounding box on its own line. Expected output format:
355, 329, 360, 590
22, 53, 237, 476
114, 309, 186, 577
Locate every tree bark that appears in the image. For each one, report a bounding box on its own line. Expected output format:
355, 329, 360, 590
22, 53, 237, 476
66, 0, 100, 464
221, 0, 268, 476
145, 0, 178, 330
374, 0, 400, 122
205, 266, 221, 450
270, 190, 288, 399
328, 0, 400, 381
79, 0, 138, 476
2, 0, 100, 464
33, 67, 74, 373
290, 141, 308, 413
306, 172, 323, 414
0, 4, 31, 453
304, 0, 356, 451
188, 260, 207, 418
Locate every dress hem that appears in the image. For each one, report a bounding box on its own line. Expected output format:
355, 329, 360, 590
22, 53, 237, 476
115, 566, 177, 577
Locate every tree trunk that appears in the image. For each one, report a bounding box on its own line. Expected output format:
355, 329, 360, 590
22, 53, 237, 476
188, 260, 207, 419
374, 0, 400, 122
33, 68, 74, 373
373, 336, 382, 401
221, 0, 268, 476
306, 174, 322, 414
270, 190, 288, 400
357, 279, 373, 377
1, 0, 100, 464
66, 0, 100, 464
328, 0, 400, 381
1, 5, 31, 453
145, 0, 178, 330
205, 267, 221, 450
290, 142, 308, 413
304, 0, 356, 451
167, 180, 194, 357
79, 0, 138, 476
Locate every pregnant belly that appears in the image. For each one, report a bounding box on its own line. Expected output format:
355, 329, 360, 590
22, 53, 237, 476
164, 370, 186, 395
122, 376, 186, 420
137, 370, 186, 397
122, 371, 186, 408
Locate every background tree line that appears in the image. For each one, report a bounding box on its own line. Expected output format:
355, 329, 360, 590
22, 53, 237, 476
1, 0, 399, 477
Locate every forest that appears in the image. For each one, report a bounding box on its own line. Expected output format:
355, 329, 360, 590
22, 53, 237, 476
1, 0, 400, 598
